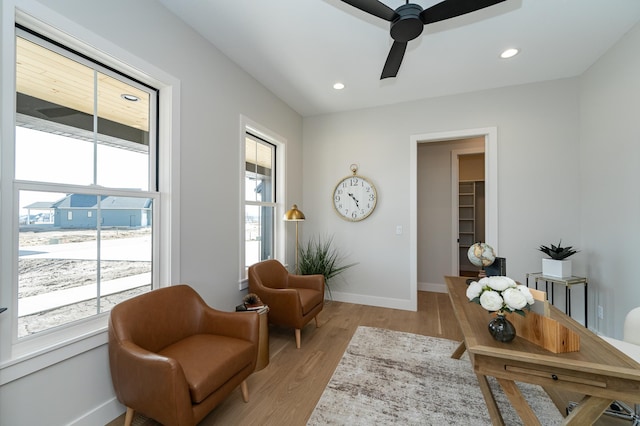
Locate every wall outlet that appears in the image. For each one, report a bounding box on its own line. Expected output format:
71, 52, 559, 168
597, 305, 604, 319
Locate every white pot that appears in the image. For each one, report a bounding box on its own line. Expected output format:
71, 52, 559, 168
542, 259, 572, 278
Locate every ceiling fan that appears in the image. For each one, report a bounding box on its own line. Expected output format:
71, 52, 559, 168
340, 0, 507, 79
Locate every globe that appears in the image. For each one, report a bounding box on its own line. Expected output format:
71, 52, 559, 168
467, 243, 496, 268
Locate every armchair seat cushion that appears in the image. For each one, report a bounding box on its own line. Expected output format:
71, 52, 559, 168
159, 334, 255, 404
298, 288, 323, 315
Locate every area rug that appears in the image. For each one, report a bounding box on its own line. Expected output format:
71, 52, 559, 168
307, 326, 564, 425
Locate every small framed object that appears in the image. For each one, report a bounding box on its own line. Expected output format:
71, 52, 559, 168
333, 164, 377, 222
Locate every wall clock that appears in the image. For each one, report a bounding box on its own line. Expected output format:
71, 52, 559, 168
333, 164, 377, 222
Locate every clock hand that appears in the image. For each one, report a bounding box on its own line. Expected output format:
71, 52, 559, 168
348, 192, 360, 208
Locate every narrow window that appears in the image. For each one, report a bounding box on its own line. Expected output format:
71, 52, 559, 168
244, 133, 276, 273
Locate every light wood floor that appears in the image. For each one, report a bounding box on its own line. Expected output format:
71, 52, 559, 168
108, 292, 631, 425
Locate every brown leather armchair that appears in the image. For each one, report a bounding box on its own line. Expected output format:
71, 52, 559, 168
108, 285, 259, 426
248, 259, 324, 348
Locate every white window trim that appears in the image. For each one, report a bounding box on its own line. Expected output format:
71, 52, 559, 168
239, 115, 286, 290
0, 1, 180, 384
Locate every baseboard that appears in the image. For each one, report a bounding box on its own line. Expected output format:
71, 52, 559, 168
329, 290, 416, 311
69, 397, 124, 426
418, 282, 448, 293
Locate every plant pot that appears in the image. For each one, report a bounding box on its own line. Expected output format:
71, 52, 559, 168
542, 258, 572, 278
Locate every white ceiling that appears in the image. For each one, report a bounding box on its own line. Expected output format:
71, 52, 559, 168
158, 0, 640, 117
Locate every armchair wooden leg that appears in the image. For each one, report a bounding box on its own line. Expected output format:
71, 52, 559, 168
295, 328, 301, 349
124, 407, 134, 426
240, 380, 249, 403
314, 315, 320, 328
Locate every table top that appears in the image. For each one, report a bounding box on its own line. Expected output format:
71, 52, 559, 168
526, 272, 587, 285
445, 276, 640, 402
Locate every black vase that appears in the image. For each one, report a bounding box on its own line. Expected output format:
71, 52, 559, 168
488, 314, 516, 342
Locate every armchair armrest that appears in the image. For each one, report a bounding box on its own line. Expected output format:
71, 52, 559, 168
109, 340, 194, 425
200, 308, 259, 344
289, 273, 325, 292
255, 286, 301, 313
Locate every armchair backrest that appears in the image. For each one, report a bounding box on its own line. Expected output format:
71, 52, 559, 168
109, 285, 205, 353
249, 259, 289, 289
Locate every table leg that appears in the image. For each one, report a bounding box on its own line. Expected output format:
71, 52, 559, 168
496, 378, 542, 426
564, 395, 612, 425
585, 282, 588, 328
566, 285, 570, 316
475, 373, 505, 426
451, 341, 466, 359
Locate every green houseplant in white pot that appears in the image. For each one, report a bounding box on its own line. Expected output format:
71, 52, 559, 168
538, 240, 579, 278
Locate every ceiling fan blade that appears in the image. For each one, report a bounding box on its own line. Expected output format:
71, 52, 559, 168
420, 0, 506, 25
380, 41, 407, 79
340, 0, 397, 22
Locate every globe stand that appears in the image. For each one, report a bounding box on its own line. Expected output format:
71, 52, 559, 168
465, 268, 487, 285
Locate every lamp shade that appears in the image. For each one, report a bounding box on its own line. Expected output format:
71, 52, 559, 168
284, 204, 305, 221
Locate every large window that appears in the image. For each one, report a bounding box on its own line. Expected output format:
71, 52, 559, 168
244, 132, 276, 273
13, 28, 158, 339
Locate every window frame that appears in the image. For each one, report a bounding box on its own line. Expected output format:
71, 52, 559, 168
0, 5, 180, 383
239, 116, 286, 289
13, 27, 159, 342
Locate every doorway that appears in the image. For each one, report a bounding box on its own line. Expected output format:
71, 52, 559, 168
455, 151, 485, 276
409, 127, 497, 298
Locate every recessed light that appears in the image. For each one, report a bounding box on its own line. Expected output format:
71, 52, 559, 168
500, 48, 519, 59
121, 94, 140, 102
333, 82, 345, 90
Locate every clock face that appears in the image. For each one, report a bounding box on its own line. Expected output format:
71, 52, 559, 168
333, 175, 377, 221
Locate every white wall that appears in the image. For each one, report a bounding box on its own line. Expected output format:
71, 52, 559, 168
303, 78, 583, 312
579, 22, 640, 339
0, 0, 303, 424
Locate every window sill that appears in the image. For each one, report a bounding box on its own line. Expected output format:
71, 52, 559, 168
239, 277, 248, 291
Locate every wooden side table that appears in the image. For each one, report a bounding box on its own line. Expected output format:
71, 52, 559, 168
255, 306, 269, 371
236, 305, 270, 371
526, 272, 588, 327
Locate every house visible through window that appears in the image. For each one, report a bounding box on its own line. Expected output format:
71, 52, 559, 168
14, 28, 158, 338
244, 133, 276, 273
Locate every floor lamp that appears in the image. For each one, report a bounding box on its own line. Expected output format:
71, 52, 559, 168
284, 204, 305, 274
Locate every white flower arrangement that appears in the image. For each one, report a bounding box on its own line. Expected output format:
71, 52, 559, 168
466, 276, 535, 316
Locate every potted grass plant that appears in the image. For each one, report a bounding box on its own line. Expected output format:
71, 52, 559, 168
538, 240, 579, 278
298, 234, 356, 299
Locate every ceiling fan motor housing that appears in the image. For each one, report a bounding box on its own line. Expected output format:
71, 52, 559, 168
390, 3, 424, 42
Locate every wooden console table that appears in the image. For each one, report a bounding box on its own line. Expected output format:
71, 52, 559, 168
445, 276, 640, 425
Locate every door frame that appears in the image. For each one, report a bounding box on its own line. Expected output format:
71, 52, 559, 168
410, 127, 498, 297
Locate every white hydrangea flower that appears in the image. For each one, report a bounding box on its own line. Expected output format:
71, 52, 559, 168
479, 290, 504, 312
466, 281, 483, 300
503, 287, 528, 311
516, 285, 535, 306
